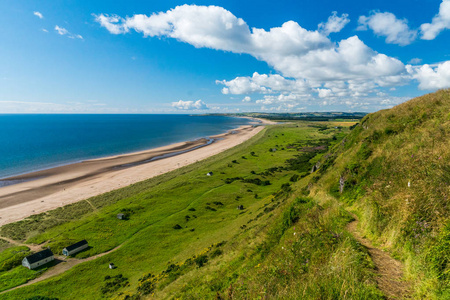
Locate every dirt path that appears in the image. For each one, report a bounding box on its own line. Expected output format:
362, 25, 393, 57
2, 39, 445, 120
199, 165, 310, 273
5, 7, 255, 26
0, 245, 122, 295
346, 219, 411, 299
0, 236, 44, 252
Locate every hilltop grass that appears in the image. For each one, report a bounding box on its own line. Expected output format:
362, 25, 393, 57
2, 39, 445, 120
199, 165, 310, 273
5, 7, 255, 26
0, 122, 360, 299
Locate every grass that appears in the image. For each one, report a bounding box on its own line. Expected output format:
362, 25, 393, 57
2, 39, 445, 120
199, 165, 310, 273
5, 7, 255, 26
310, 89, 450, 298
0, 266, 40, 293
0, 122, 354, 299
164, 195, 382, 299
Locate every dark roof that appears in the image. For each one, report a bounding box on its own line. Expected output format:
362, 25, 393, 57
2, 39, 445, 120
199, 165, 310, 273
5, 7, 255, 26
65, 240, 88, 252
25, 249, 53, 264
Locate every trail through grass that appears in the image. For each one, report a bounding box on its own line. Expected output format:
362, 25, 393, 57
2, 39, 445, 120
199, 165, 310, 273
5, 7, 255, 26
346, 215, 411, 299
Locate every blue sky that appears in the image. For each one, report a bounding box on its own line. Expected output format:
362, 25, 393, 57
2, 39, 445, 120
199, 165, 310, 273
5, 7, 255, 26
1, 0, 449, 113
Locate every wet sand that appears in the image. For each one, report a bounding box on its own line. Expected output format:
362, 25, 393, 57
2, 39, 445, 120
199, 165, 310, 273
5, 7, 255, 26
0, 121, 272, 226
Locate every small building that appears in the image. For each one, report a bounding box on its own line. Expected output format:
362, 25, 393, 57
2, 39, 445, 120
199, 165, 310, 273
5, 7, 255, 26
117, 213, 126, 220
237, 205, 244, 210
62, 240, 88, 256
206, 172, 213, 176
22, 249, 54, 270
109, 263, 116, 269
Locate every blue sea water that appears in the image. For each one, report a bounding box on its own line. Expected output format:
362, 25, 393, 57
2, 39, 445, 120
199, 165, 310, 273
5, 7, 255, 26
0, 114, 254, 179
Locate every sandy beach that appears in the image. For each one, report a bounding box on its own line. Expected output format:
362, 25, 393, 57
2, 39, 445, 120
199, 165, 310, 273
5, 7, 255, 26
0, 120, 273, 226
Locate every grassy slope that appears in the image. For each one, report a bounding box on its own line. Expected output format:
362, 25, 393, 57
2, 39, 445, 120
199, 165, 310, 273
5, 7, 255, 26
1, 122, 369, 299
311, 89, 450, 298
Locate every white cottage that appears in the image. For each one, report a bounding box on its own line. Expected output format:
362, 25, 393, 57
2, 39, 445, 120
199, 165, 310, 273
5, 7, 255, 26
22, 249, 54, 270
62, 240, 89, 256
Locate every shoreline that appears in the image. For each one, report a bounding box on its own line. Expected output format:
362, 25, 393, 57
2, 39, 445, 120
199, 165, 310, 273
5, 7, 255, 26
0, 137, 215, 187
0, 119, 259, 182
0, 119, 274, 226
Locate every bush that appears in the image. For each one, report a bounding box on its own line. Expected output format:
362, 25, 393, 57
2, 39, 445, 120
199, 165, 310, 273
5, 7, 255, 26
290, 174, 300, 182
101, 274, 129, 294
210, 249, 223, 258
194, 255, 208, 267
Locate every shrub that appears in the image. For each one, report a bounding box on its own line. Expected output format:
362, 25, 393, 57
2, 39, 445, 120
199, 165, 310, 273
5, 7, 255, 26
101, 274, 129, 294
290, 174, 300, 182
210, 249, 223, 258
137, 273, 156, 295
194, 255, 208, 268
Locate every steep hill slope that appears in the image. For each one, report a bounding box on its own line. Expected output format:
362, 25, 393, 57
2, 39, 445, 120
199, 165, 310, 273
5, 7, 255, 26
311, 89, 450, 298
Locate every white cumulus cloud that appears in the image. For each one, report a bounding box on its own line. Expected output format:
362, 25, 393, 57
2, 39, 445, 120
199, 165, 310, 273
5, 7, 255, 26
94, 14, 129, 35
318, 11, 350, 36
96, 5, 443, 111
217, 72, 310, 95
357, 11, 417, 46
317, 88, 333, 98
420, 0, 450, 40
34, 11, 44, 19
95, 5, 405, 83
171, 100, 209, 110
407, 61, 450, 89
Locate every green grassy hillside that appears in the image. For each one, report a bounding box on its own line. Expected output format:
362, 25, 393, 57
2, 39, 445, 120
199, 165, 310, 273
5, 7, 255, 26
310, 89, 450, 298
2, 89, 449, 300
1, 122, 373, 299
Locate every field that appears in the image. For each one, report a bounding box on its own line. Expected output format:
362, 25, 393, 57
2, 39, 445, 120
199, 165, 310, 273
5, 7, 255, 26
0, 121, 378, 299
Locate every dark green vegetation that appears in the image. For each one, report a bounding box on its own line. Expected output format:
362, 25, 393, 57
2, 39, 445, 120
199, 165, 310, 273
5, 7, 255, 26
2, 90, 449, 299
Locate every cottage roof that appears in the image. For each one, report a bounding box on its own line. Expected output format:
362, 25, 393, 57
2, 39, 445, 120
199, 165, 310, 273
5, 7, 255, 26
65, 240, 88, 252
25, 249, 53, 264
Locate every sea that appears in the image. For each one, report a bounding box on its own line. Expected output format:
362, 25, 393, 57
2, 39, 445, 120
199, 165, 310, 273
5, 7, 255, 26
0, 114, 254, 180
